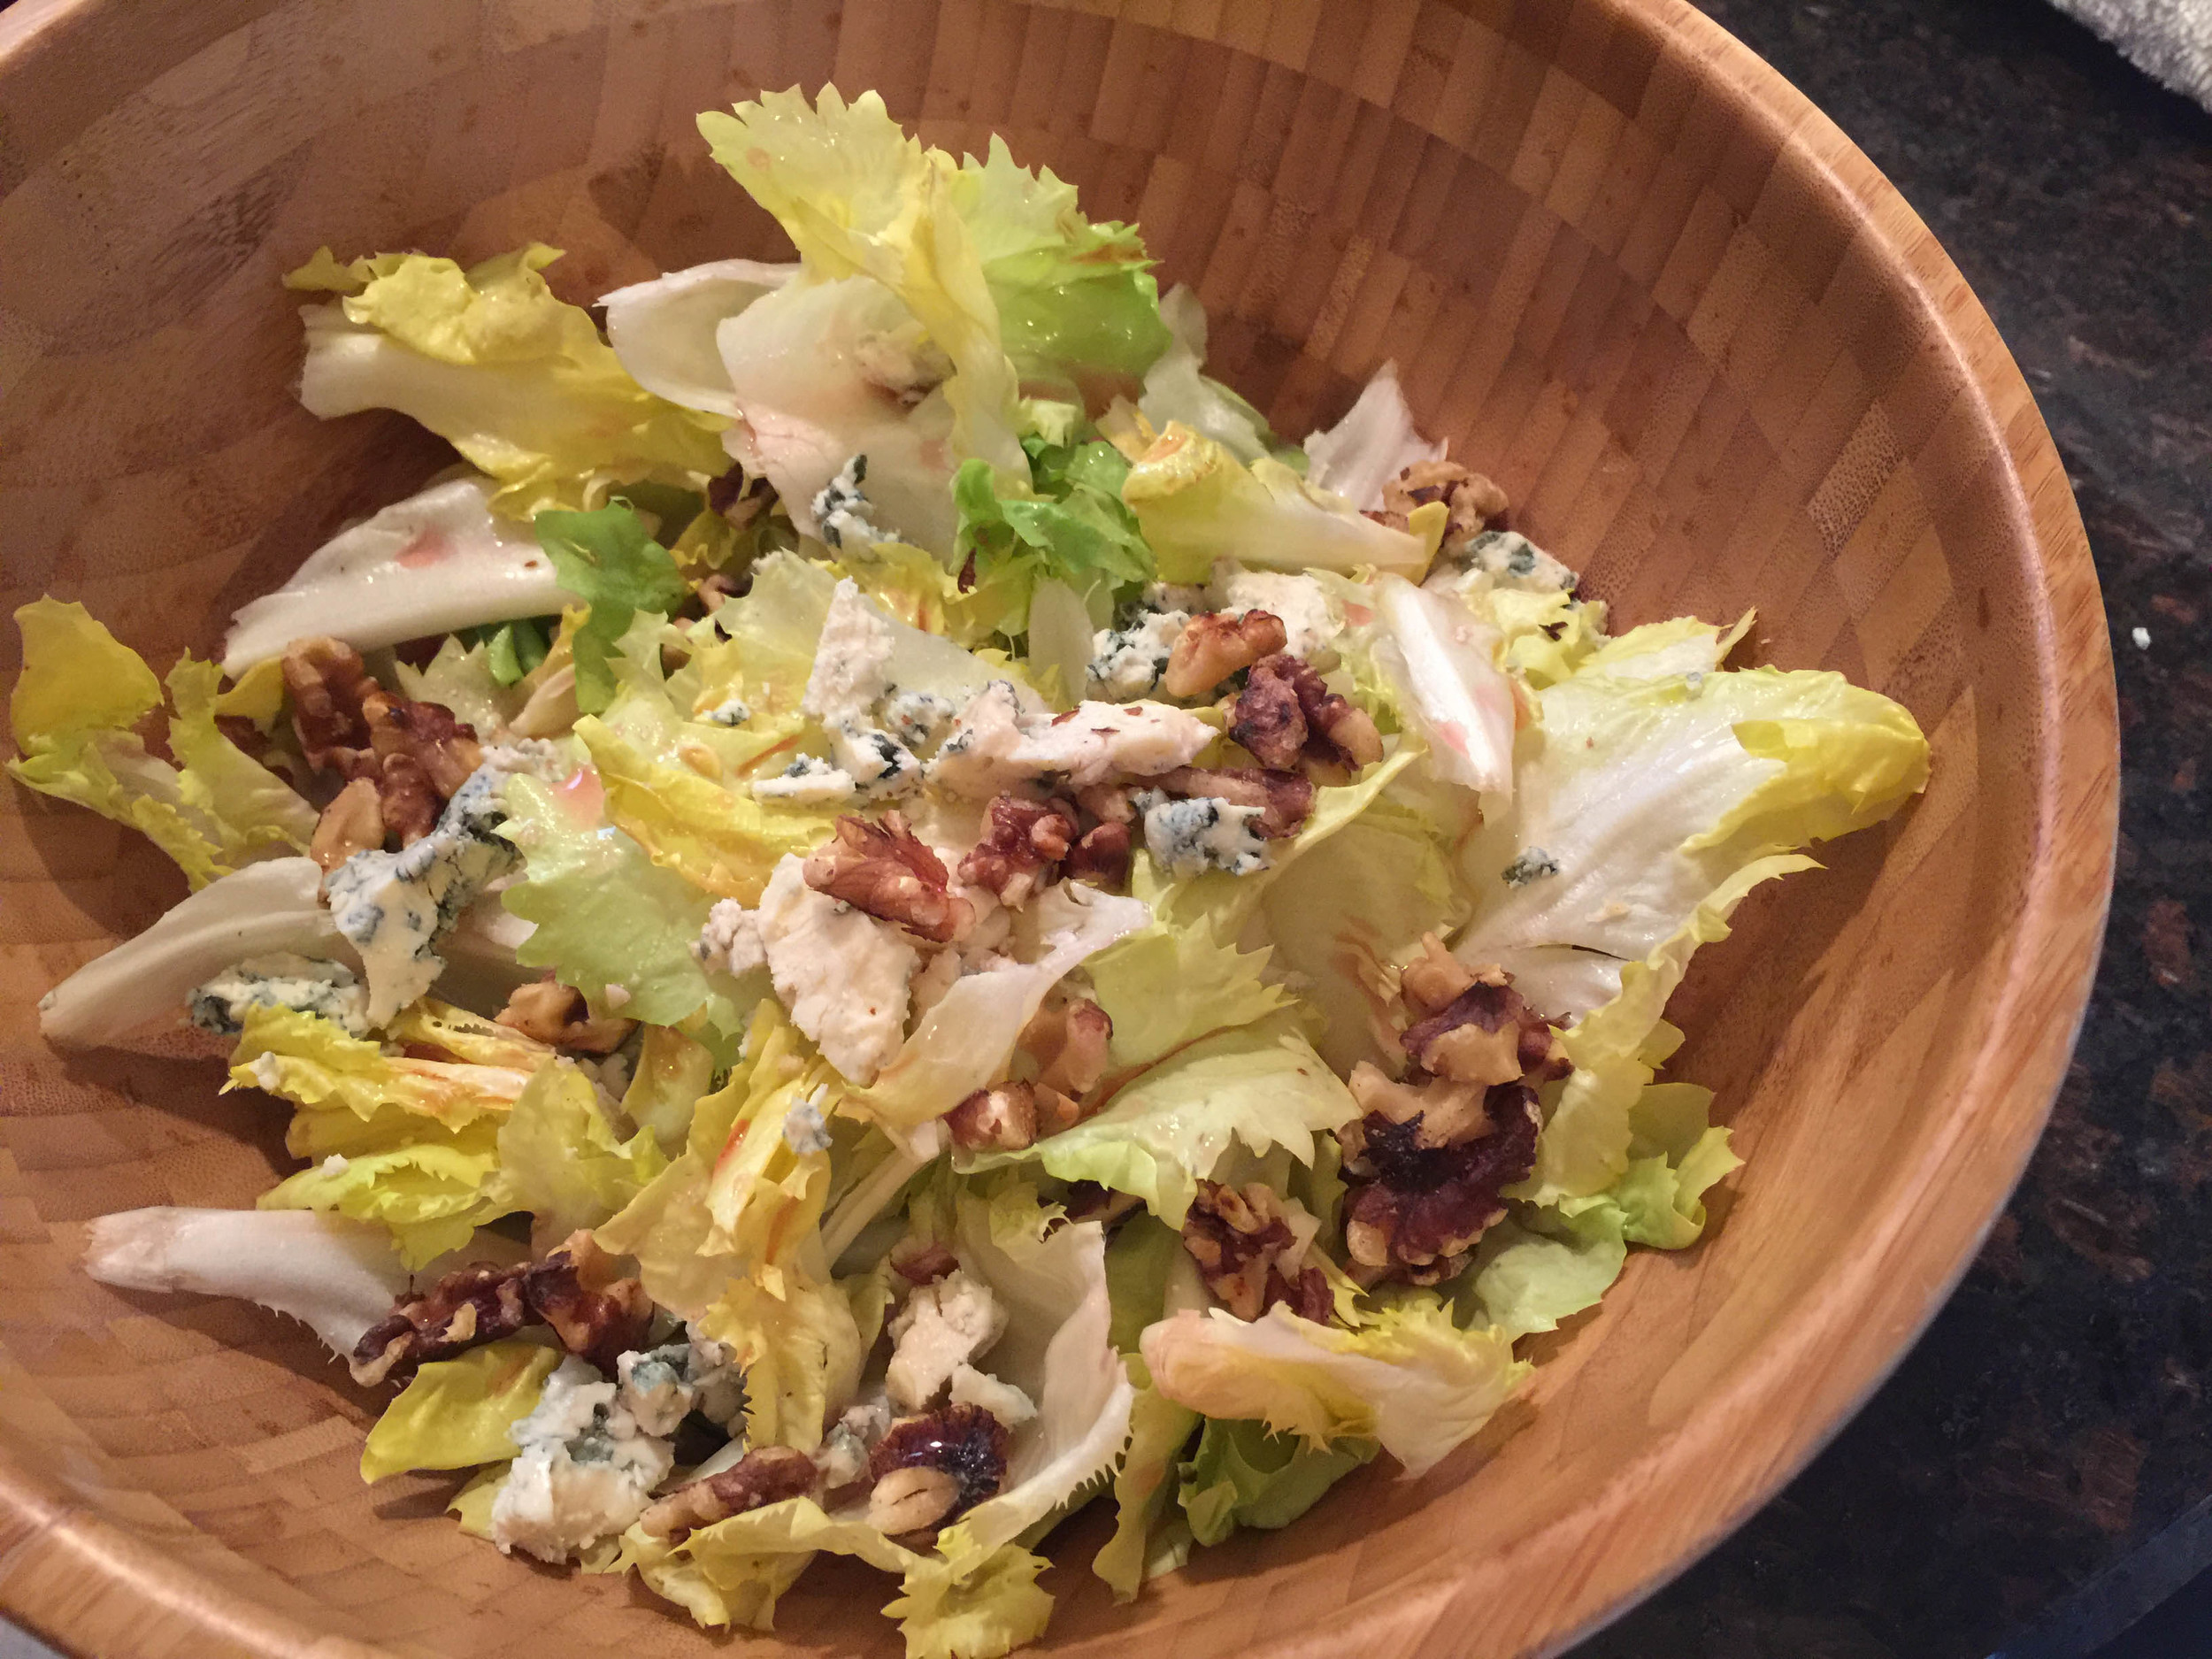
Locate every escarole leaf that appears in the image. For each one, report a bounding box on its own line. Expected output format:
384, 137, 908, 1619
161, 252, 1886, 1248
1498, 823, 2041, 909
495, 768, 772, 1036
970, 1014, 1356, 1226
1177, 1417, 1377, 1545
1453, 665, 1930, 1019
885, 1545, 1056, 1659
953, 439, 1155, 631
287, 243, 728, 518
1086, 917, 1295, 1071
359, 1340, 560, 1482
1120, 422, 1427, 583
9, 601, 315, 886
495, 1060, 668, 1241
1140, 1295, 1526, 1479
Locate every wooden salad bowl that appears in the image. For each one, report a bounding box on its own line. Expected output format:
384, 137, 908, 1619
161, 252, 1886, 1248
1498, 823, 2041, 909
0, 0, 2118, 1655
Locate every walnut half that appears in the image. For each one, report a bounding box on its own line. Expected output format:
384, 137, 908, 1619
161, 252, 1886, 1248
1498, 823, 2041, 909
1164, 609, 1287, 699
1230, 654, 1383, 780
805, 813, 975, 944
637, 1446, 819, 1540
283, 636, 482, 845
494, 978, 637, 1054
1179, 1179, 1328, 1322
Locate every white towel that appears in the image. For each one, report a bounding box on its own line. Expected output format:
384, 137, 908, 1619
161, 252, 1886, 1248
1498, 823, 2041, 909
2049, 0, 2212, 111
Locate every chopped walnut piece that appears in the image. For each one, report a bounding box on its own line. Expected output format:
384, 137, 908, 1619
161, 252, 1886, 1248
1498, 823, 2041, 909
1398, 933, 1500, 1019
889, 1239, 962, 1286
1064, 821, 1133, 887
865, 1403, 1009, 1538
494, 978, 637, 1054
521, 1230, 655, 1376
957, 795, 1079, 906
1373, 458, 1509, 549
1402, 973, 1568, 1087
1074, 783, 1136, 826
805, 812, 975, 944
1340, 1085, 1540, 1286
310, 778, 385, 872
1148, 765, 1314, 840
946, 1081, 1040, 1152
1019, 998, 1113, 1098
1179, 1179, 1321, 1322
1164, 609, 1289, 699
349, 1261, 531, 1386
282, 636, 482, 844
1230, 654, 1383, 780
637, 1446, 818, 1540
1267, 1263, 1333, 1323
1348, 1062, 1494, 1148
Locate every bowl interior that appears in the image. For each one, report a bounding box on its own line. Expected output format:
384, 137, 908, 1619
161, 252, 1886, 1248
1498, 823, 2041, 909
0, 2, 2115, 1655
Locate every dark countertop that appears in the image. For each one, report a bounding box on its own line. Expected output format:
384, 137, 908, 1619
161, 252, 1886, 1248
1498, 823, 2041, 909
1579, 2, 2212, 1656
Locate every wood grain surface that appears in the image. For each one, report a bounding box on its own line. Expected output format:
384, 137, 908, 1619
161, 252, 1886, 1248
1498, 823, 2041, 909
0, 1, 2118, 1655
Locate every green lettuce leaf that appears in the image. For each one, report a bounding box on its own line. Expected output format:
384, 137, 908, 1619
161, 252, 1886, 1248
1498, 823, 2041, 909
1176, 1417, 1376, 1545
697, 1253, 865, 1453
1094, 1380, 1198, 1601
951, 134, 1171, 384
618, 1494, 911, 1630
497, 770, 757, 1030
495, 1059, 668, 1241
884, 1545, 1056, 1659
533, 503, 691, 713
358, 1340, 559, 1481
287, 243, 728, 518
953, 440, 1154, 631
972, 1014, 1357, 1226
258, 1136, 509, 1269
8, 601, 314, 886
1119, 423, 1426, 583
1139, 1295, 1526, 1478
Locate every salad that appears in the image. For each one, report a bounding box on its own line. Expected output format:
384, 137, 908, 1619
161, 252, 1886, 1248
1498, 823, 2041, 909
13, 88, 1932, 1657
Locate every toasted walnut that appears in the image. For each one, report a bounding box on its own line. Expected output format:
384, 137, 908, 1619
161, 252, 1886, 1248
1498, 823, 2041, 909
1074, 783, 1136, 826
866, 1403, 1009, 1537
494, 978, 637, 1055
310, 778, 385, 872
946, 1081, 1040, 1152
1348, 1063, 1494, 1148
1179, 1179, 1322, 1322
1148, 765, 1314, 840
1230, 654, 1383, 780
1399, 933, 1498, 1019
1402, 974, 1568, 1087
283, 636, 482, 843
521, 1230, 655, 1375
805, 813, 975, 944
957, 795, 1079, 906
1374, 458, 1509, 549
1340, 1085, 1540, 1286
1064, 821, 1133, 887
1164, 609, 1289, 699
349, 1261, 531, 1386
637, 1446, 818, 1540
889, 1239, 962, 1286
1019, 998, 1113, 1098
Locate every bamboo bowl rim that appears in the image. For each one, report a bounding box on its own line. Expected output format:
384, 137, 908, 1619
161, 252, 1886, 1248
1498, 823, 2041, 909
0, 0, 2119, 1655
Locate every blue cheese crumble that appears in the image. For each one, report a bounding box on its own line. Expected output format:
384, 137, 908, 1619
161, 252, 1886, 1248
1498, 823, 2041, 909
698, 695, 752, 727
187, 953, 370, 1038
1454, 529, 1577, 594
1135, 791, 1270, 878
810, 454, 887, 550
490, 1356, 674, 1563
827, 720, 922, 797
880, 687, 958, 751
615, 1336, 744, 1436
1086, 609, 1188, 701
1208, 565, 1343, 658
783, 1090, 833, 1156
750, 753, 858, 805
1502, 847, 1561, 886
324, 761, 529, 1027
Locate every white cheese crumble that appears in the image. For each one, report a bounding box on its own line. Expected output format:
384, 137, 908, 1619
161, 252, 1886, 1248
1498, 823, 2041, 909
699, 695, 753, 726
801, 577, 899, 725
187, 952, 371, 1038
928, 680, 1216, 798
615, 1336, 744, 1436
1502, 847, 1561, 887
1136, 792, 1270, 878
695, 899, 766, 977
1085, 609, 1188, 701
810, 455, 888, 551
757, 854, 918, 1084
886, 1269, 1007, 1412
750, 753, 859, 805
490, 1356, 674, 1563
949, 1363, 1037, 1427
2132, 626, 2152, 649
1208, 563, 1343, 658
1451, 529, 1578, 594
